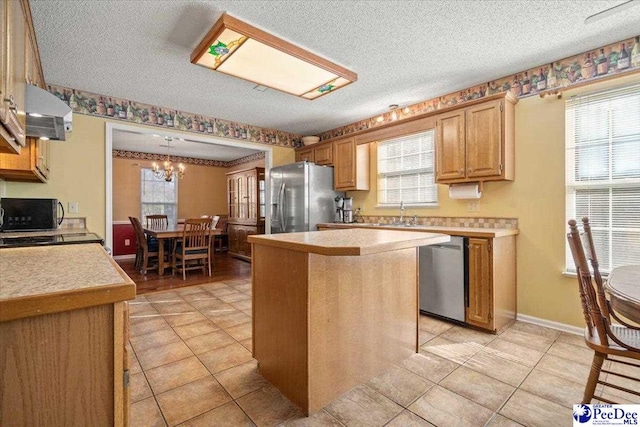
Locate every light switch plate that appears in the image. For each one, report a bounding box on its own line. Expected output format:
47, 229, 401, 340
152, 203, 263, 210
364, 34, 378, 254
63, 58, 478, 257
68, 202, 79, 214
467, 201, 480, 212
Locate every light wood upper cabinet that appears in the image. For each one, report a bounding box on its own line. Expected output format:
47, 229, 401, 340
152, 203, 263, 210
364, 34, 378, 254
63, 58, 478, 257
0, 0, 28, 153
435, 92, 516, 184
0, 136, 49, 181
466, 100, 502, 179
435, 110, 466, 181
333, 137, 369, 191
295, 143, 333, 166
313, 143, 333, 166
295, 146, 314, 163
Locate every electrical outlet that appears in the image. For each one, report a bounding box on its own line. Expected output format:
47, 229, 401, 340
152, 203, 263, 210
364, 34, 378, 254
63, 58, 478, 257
124, 239, 130, 247
68, 202, 79, 214
467, 201, 480, 212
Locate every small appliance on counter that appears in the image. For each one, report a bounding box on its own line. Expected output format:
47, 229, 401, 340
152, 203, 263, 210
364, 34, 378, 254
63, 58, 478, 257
0, 198, 64, 231
334, 196, 354, 223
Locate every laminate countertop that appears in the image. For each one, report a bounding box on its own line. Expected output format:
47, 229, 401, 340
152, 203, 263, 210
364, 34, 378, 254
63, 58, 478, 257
0, 243, 135, 322
317, 222, 519, 238
247, 228, 450, 256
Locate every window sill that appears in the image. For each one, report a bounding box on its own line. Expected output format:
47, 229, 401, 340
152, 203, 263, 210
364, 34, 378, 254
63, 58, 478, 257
375, 204, 439, 209
562, 270, 609, 279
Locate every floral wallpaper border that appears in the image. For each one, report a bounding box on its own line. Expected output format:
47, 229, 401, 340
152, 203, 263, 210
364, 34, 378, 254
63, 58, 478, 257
318, 35, 640, 141
48, 84, 302, 148
112, 149, 264, 168
226, 152, 265, 167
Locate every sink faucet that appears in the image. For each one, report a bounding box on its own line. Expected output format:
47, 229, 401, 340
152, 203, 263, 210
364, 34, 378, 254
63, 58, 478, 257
399, 201, 405, 224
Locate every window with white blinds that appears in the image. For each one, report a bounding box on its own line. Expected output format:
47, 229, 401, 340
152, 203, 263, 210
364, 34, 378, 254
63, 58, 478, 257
565, 84, 640, 273
378, 129, 438, 207
141, 168, 179, 225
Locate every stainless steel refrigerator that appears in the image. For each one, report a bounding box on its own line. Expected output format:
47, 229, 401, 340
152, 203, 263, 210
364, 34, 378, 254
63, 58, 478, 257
270, 161, 344, 233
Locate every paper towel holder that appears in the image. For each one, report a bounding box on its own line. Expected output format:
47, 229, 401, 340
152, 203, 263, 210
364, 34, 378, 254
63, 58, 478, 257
448, 182, 483, 199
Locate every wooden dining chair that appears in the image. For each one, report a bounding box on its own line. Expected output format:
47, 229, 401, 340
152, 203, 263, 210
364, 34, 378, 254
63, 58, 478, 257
566, 219, 640, 404
130, 216, 159, 275
172, 218, 213, 280
146, 214, 168, 229
214, 216, 229, 253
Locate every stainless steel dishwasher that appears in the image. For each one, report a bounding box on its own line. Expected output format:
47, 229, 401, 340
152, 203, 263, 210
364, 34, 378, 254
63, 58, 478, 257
419, 236, 468, 322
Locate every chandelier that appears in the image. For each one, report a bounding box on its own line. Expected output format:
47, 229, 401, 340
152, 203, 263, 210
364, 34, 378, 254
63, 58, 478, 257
152, 137, 185, 182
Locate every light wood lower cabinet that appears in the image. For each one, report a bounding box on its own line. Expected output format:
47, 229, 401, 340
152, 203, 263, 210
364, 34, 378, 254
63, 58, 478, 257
0, 301, 130, 426
466, 236, 516, 332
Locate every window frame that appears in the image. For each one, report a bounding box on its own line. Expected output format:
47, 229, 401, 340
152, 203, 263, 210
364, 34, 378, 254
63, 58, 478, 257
140, 168, 179, 225
565, 83, 640, 274
376, 128, 438, 208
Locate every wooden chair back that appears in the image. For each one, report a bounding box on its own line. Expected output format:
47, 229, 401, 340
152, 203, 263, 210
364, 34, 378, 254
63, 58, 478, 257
215, 216, 228, 233
182, 218, 212, 251
567, 220, 605, 340
146, 214, 168, 229
580, 217, 613, 320
130, 216, 148, 250
200, 215, 221, 229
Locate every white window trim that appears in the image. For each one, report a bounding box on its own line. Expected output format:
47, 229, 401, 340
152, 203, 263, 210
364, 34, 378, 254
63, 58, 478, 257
140, 168, 179, 225
377, 129, 438, 208
565, 83, 640, 274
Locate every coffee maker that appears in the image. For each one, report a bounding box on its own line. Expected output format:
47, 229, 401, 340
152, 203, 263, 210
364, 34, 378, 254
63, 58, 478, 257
343, 197, 354, 223
334, 196, 354, 223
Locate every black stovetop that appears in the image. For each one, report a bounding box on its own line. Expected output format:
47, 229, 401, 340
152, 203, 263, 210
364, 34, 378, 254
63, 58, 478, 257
0, 232, 104, 248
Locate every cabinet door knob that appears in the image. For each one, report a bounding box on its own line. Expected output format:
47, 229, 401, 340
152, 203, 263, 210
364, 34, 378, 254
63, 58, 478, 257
3, 95, 14, 106
459, 169, 464, 174
468, 168, 473, 173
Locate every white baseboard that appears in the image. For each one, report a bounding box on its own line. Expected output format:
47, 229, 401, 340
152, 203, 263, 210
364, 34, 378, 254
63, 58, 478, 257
113, 254, 136, 261
516, 313, 583, 336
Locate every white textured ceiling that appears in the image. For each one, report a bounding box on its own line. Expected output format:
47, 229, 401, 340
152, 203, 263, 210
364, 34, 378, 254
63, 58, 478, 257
31, 1, 640, 136
112, 129, 261, 161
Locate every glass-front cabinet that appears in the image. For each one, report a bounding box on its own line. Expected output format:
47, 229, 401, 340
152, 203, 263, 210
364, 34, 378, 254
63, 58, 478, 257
226, 167, 265, 261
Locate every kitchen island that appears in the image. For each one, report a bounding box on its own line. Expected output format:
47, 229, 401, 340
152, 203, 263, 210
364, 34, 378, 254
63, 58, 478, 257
0, 244, 136, 426
247, 228, 449, 414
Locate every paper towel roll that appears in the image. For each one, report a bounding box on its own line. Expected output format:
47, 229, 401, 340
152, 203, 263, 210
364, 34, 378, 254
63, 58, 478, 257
449, 183, 481, 199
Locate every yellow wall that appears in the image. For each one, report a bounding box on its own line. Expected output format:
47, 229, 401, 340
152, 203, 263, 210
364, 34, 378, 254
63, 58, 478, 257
4, 115, 295, 238
349, 73, 640, 328
112, 157, 229, 222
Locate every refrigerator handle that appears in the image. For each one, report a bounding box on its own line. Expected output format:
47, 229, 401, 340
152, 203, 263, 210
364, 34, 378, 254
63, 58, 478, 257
280, 183, 287, 231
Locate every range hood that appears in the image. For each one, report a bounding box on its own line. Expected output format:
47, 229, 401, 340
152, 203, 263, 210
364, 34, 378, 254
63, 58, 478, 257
25, 84, 73, 141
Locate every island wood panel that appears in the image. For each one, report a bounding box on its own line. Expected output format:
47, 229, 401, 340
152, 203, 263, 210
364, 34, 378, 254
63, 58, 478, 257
492, 235, 517, 333
252, 245, 309, 411
0, 304, 114, 426
307, 248, 417, 413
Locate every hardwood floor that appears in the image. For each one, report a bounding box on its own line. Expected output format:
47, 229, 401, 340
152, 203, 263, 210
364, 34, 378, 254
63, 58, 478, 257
116, 252, 251, 294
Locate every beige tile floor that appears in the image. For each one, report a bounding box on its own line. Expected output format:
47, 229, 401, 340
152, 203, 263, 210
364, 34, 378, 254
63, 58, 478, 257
128, 280, 639, 426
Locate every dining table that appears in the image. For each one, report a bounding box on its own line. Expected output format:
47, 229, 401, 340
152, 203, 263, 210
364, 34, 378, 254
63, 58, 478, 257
606, 265, 640, 324
143, 224, 221, 275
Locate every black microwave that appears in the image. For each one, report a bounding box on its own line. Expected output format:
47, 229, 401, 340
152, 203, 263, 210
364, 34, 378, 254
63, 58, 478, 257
0, 198, 64, 231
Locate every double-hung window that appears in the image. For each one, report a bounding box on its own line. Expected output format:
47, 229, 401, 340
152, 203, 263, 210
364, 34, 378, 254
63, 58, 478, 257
377, 130, 438, 207
140, 168, 178, 224
565, 84, 640, 273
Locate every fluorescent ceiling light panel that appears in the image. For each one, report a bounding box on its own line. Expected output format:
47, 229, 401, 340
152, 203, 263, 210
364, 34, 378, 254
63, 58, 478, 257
191, 13, 357, 100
